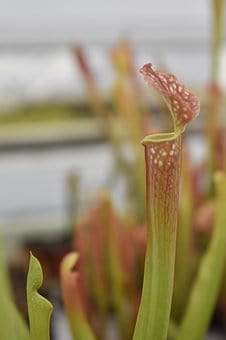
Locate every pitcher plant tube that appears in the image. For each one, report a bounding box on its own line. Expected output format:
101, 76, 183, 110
133, 64, 200, 340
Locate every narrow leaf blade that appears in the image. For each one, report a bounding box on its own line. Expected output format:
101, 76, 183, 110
27, 253, 53, 340
0, 235, 29, 340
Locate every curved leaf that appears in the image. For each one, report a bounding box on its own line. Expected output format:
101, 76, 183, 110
0, 235, 29, 340
140, 63, 200, 132
27, 253, 53, 340
60, 252, 96, 340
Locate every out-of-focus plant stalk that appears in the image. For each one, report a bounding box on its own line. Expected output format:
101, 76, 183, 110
73, 45, 145, 223
60, 252, 96, 340
205, 0, 224, 192
111, 47, 142, 146
111, 41, 147, 222
72, 47, 106, 117
212, 0, 224, 83
176, 172, 226, 340
133, 132, 181, 340
75, 217, 108, 327
98, 194, 133, 340
205, 83, 223, 192
75, 193, 137, 339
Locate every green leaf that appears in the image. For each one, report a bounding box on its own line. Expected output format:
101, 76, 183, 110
0, 235, 29, 340
176, 172, 226, 340
0, 300, 30, 340
27, 253, 53, 340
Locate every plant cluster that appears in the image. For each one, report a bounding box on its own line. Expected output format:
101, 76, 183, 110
0, 1, 226, 339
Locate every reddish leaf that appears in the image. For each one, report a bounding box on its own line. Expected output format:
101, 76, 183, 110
140, 63, 200, 129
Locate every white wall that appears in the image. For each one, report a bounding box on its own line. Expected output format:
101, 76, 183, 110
0, 0, 212, 44
0, 0, 225, 102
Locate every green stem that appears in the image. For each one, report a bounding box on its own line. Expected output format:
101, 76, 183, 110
176, 172, 226, 340
67, 311, 96, 340
212, 0, 224, 83
133, 132, 181, 340
103, 197, 132, 339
